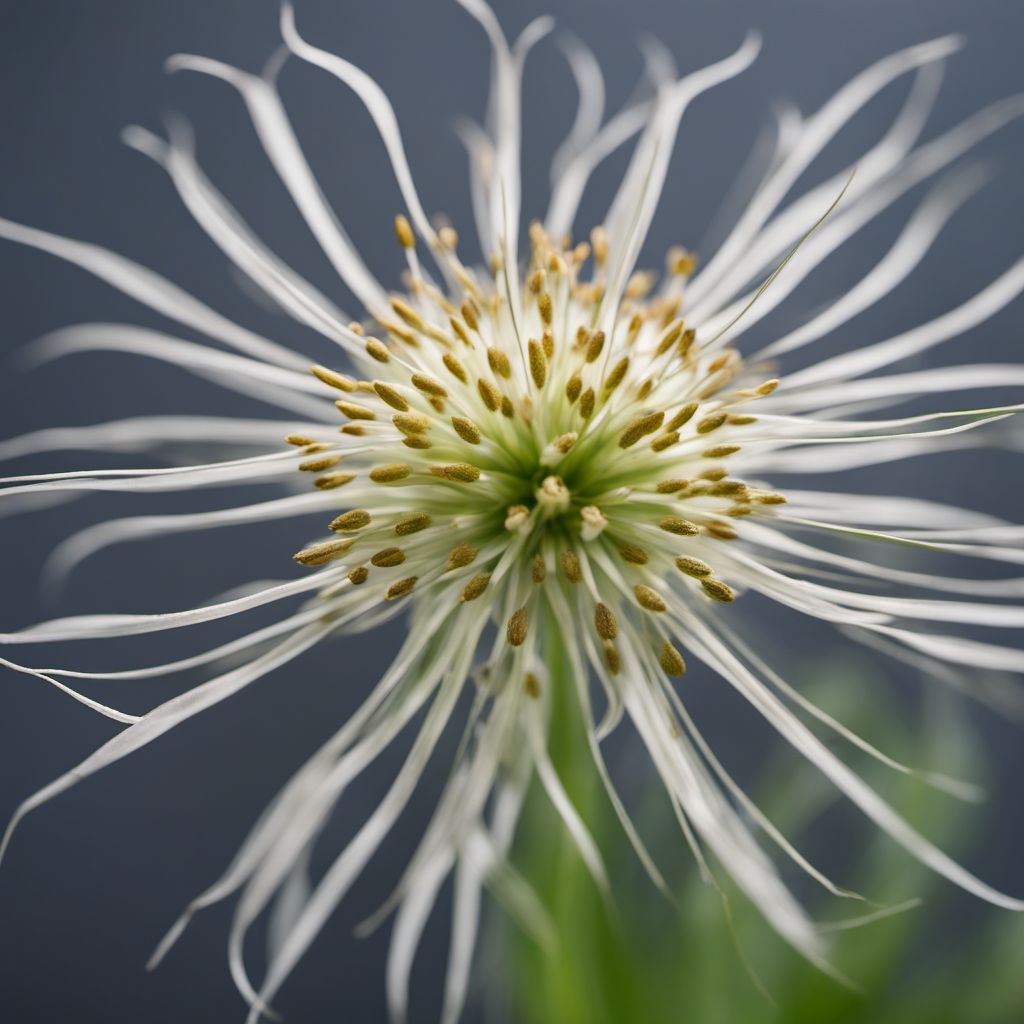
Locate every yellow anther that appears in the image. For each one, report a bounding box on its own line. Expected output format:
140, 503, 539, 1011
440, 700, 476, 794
371, 547, 406, 567
395, 513, 432, 536
369, 463, 412, 483
659, 516, 699, 536
312, 365, 357, 392
701, 578, 736, 603
594, 602, 618, 640
410, 373, 448, 397
387, 576, 418, 599
430, 463, 480, 482
487, 347, 512, 379
660, 641, 686, 676
373, 382, 408, 411
460, 572, 491, 601
451, 416, 482, 444
634, 584, 667, 612
619, 411, 665, 449
394, 214, 415, 248
330, 509, 372, 532
507, 607, 529, 646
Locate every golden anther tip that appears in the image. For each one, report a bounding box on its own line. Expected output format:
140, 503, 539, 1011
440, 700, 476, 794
336, 400, 376, 422
619, 411, 665, 449
659, 516, 699, 536
701, 578, 736, 603
394, 214, 415, 249
410, 373, 447, 397
373, 382, 408, 412
312, 365, 357, 392
299, 454, 341, 473
487, 347, 512, 379
634, 584, 667, 613
314, 471, 356, 490
594, 602, 618, 640
371, 547, 406, 568
460, 572, 491, 602
451, 416, 482, 445
507, 607, 529, 647
330, 509, 372, 532
386, 576, 419, 600
446, 543, 478, 570
660, 641, 686, 676
369, 463, 412, 483
395, 513, 432, 536
430, 463, 480, 482
618, 544, 649, 565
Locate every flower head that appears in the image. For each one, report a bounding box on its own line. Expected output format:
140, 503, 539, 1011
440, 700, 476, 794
2, 2, 1024, 1021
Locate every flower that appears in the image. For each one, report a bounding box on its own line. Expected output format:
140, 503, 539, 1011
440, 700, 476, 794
2, 2, 1024, 1020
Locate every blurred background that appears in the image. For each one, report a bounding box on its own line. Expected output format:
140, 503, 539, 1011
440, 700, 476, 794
0, 0, 1022, 1021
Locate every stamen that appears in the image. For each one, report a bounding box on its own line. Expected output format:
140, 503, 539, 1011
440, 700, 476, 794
701, 578, 736, 603
369, 463, 412, 483
312, 365, 357, 392
620, 412, 665, 449
373, 382, 409, 411
430, 463, 480, 482
528, 339, 547, 388
477, 378, 501, 411
460, 573, 491, 602
395, 513, 431, 536
594, 602, 617, 640
618, 544, 649, 565
394, 214, 415, 249
348, 566, 369, 585
447, 543, 478, 570
560, 550, 582, 583
293, 538, 353, 566
667, 403, 699, 430
675, 556, 712, 578
659, 641, 687, 676
371, 547, 406, 567
314, 472, 356, 490
411, 373, 448, 398
603, 639, 621, 675
634, 585, 667, 612
507, 608, 529, 646
366, 338, 391, 363
659, 517, 699, 536
330, 509, 372, 532
487, 347, 512, 379
299, 454, 341, 472
579, 388, 595, 419
386, 576, 418, 599
451, 417, 482, 444
443, 353, 469, 382
703, 444, 741, 459
336, 400, 376, 421
393, 413, 430, 435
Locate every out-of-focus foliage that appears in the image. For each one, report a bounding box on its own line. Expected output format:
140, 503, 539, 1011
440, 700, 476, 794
500, 661, 1024, 1024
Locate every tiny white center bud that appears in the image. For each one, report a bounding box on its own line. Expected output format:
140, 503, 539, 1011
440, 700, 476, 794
580, 505, 608, 541
504, 504, 531, 531
536, 475, 571, 515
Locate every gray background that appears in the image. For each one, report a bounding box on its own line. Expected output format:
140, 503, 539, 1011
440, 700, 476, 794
1, 1, 1022, 1021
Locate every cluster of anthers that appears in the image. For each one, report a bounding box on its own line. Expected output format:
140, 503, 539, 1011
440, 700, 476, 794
290, 218, 782, 680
